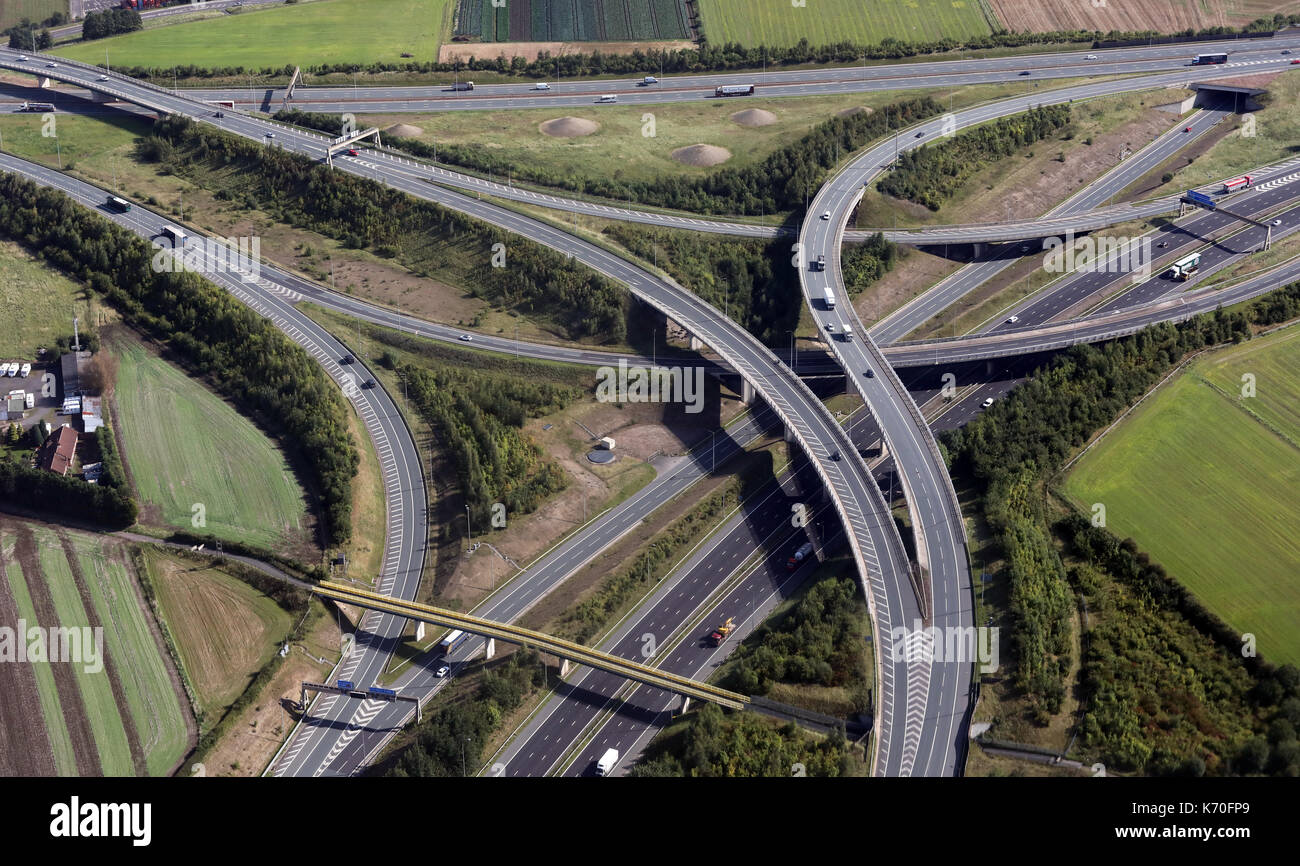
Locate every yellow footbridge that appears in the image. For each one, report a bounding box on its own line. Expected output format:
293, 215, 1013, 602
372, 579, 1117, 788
315, 581, 748, 711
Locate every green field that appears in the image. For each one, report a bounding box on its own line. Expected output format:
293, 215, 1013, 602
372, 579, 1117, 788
35, 531, 136, 776
0, 240, 93, 361
66, 534, 188, 775
111, 335, 313, 553
698, 0, 992, 49
53, 0, 450, 69
0, 535, 79, 776
358, 79, 1021, 189
0, 113, 150, 175
1064, 327, 1300, 666
452, 0, 689, 42
0, 0, 64, 31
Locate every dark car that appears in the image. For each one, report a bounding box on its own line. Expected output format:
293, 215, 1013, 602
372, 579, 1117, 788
362, 379, 375, 389
340, 354, 354, 364
915, 131, 925, 138
864, 368, 875, 378
829, 451, 841, 462
1019, 70, 1031, 76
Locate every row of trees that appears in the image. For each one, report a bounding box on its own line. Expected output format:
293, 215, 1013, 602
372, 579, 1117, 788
108, 17, 1299, 81
93, 427, 128, 492
723, 576, 869, 710
387, 650, 543, 776
631, 703, 854, 777
941, 280, 1300, 772
140, 115, 629, 342
279, 97, 942, 217
603, 224, 800, 345
841, 232, 900, 295
0, 172, 358, 545
878, 105, 1073, 210
0, 457, 137, 527
401, 361, 575, 538
81, 8, 142, 41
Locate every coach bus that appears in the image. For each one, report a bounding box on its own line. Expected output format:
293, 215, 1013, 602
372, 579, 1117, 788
106, 195, 131, 212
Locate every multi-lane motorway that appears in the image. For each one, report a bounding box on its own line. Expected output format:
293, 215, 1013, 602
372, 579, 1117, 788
5, 35, 1299, 777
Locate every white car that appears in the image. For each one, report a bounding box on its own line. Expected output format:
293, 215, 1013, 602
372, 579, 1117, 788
18, 56, 29, 62
459, 334, 473, 342
1273, 218, 1283, 226
820, 211, 831, 220
264, 132, 275, 138
97, 75, 109, 82
46, 62, 57, 68
1006, 315, 1020, 324
533, 82, 550, 90
434, 664, 450, 678
982, 397, 995, 409
1085, 54, 1099, 60
19, 363, 31, 378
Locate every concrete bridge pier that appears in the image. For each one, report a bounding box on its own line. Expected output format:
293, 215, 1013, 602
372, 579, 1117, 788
39, 77, 53, 89
741, 379, 755, 405
559, 658, 572, 677
414, 621, 425, 642
485, 637, 496, 659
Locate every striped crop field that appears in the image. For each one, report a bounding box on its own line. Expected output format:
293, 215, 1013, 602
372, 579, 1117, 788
453, 0, 690, 41
697, 0, 993, 49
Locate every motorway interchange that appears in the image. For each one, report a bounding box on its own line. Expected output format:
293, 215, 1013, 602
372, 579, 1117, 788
3, 31, 1299, 779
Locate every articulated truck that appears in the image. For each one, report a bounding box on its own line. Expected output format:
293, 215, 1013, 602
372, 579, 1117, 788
787, 541, 814, 571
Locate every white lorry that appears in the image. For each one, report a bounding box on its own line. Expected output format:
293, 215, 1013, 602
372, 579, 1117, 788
595, 747, 619, 776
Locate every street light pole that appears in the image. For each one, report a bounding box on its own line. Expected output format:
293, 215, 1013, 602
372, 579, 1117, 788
465, 504, 472, 542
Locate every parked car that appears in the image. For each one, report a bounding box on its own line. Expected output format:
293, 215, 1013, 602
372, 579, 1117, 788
19, 363, 32, 378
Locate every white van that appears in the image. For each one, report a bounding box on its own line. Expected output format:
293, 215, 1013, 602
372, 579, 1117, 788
533, 82, 550, 90
597, 94, 617, 103
595, 747, 619, 776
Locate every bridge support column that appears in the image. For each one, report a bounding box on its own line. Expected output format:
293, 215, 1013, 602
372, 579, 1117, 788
986, 360, 994, 377
559, 658, 572, 677
39, 77, 52, 89
414, 621, 425, 642
1265, 227, 1272, 251
689, 334, 703, 351
90, 90, 114, 104
972, 242, 984, 258
741, 379, 755, 405
679, 695, 691, 715
784, 424, 796, 445
485, 638, 496, 660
